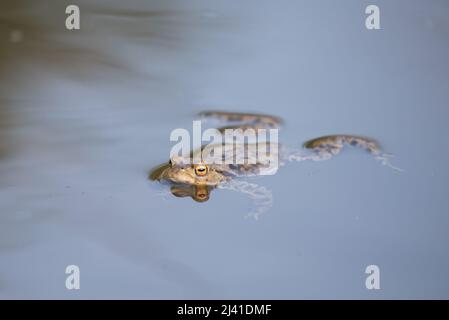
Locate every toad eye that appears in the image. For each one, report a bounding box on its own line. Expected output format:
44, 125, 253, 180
194, 164, 208, 176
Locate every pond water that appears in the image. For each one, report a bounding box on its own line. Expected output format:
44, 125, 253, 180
0, 0, 448, 299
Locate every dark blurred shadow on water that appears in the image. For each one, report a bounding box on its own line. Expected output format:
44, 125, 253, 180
0, 0, 225, 159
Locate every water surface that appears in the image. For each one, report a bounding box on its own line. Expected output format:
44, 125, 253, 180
0, 0, 448, 299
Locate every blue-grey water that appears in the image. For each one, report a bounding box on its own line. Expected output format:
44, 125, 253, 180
0, 0, 448, 299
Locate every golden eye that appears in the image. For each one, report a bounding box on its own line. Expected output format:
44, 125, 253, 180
194, 164, 208, 176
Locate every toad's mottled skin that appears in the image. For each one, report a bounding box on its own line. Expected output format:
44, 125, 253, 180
150, 111, 400, 215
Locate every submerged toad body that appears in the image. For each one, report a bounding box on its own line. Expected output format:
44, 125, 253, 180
150, 111, 400, 218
